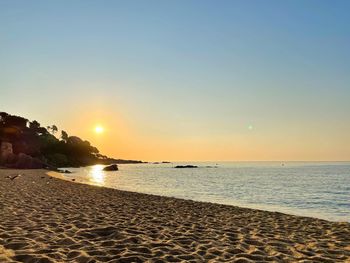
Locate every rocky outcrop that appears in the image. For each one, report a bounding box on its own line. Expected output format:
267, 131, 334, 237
0, 142, 13, 162
14, 153, 42, 169
7, 153, 45, 169
0, 142, 45, 169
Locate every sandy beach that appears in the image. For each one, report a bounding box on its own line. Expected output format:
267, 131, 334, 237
0, 169, 349, 262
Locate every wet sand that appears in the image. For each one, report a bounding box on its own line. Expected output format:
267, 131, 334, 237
0, 169, 349, 262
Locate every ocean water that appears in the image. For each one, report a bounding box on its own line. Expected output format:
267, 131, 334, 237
53, 162, 350, 222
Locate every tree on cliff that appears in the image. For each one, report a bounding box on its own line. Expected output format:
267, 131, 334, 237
47, 125, 58, 135
61, 130, 68, 142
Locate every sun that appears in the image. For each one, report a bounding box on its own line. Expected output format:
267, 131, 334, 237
95, 126, 104, 134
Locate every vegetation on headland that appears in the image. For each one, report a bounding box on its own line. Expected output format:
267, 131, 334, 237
0, 112, 143, 169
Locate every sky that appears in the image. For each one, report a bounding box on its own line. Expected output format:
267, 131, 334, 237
1, 0, 349, 161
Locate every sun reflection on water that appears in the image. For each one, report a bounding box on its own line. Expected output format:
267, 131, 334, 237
89, 164, 105, 185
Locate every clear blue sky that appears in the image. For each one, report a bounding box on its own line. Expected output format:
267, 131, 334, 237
1, 0, 349, 161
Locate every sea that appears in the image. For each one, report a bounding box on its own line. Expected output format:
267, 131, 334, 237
52, 162, 350, 222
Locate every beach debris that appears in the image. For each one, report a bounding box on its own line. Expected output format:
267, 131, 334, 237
174, 165, 198, 169
72, 179, 76, 182
6, 174, 21, 180
58, 169, 72, 174
103, 164, 118, 171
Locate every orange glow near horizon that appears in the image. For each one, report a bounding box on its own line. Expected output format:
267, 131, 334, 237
47, 106, 350, 162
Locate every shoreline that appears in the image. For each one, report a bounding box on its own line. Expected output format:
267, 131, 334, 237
1, 169, 350, 262
49, 164, 349, 223
48, 170, 346, 223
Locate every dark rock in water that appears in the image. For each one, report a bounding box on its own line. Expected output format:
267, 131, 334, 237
103, 164, 118, 171
174, 165, 198, 169
153, 162, 160, 164
162, 161, 171, 163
